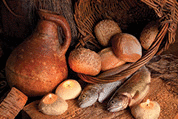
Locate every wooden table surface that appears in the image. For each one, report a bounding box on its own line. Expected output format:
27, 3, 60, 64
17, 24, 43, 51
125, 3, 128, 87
22, 71, 178, 119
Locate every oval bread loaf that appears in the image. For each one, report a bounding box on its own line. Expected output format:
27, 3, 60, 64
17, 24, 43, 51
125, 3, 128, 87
140, 21, 159, 50
111, 33, 142, 62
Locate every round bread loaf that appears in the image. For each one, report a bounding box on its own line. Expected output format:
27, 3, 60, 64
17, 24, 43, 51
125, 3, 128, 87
98, 47, 125, 71
68, 48, 101, 76
111, 33, 142, 62
94, 19, 122, 46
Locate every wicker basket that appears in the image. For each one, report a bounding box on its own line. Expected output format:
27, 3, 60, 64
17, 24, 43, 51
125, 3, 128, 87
74, 0, 178, 84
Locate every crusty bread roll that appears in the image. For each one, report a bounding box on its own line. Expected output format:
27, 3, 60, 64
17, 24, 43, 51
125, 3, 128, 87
140, 21, 159, 50
94, 19, 122, 46
111, 33, 142, 62
68, 48, 101, 76
98, 47, 125, 71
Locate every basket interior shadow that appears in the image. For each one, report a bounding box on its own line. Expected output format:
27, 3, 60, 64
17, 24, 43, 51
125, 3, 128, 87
74, 0, 178, 83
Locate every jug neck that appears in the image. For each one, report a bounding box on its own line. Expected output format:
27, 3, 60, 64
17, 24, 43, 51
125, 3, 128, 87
36, 20, 58, 39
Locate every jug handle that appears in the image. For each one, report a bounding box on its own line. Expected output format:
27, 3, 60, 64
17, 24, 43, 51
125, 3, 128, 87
38, 9, 71, 55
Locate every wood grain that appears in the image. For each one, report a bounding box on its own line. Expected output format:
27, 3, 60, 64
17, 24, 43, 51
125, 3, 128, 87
0, 87, 28, 119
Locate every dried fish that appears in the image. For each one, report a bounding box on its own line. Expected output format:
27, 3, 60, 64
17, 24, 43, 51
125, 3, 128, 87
78, 80, 123, 108
107, 66, 151, 112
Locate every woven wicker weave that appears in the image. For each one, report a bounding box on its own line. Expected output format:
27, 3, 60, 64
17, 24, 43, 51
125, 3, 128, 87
74, 0, 178, 83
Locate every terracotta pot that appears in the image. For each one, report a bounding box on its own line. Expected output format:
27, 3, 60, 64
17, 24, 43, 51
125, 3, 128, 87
5, 9, 71, 97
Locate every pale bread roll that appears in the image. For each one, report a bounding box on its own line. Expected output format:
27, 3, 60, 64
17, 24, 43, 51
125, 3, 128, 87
98, 47, 125, 71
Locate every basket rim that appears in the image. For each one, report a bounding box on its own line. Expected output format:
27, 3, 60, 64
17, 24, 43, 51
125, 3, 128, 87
74, 0, 178, 51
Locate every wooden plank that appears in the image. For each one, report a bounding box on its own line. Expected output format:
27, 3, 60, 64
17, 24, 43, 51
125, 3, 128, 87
0, 87, 28, 119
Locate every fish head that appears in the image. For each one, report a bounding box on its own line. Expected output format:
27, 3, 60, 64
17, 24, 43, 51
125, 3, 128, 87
107, 94, 129, 112
78, 88, 98, 108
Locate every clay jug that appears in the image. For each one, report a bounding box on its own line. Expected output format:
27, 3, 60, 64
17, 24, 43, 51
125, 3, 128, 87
5, 9, 71, 97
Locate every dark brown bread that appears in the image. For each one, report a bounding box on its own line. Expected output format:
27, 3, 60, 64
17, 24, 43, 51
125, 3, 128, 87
111, 33, 142, 62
